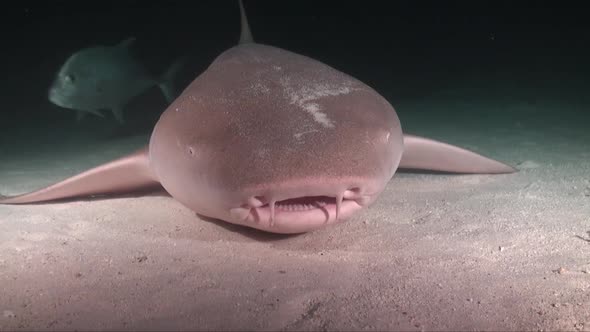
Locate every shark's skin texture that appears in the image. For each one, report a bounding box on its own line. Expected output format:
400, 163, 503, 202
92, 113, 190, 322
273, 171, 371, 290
0, 2, 516, 234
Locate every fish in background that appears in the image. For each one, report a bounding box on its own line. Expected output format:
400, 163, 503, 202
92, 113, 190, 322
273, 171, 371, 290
48, 37, 187, 124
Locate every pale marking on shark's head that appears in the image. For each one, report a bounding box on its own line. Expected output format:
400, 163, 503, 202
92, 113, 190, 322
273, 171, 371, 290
279, 76, 358, 128
293, 129, 320, 141
250, 82, 271, 95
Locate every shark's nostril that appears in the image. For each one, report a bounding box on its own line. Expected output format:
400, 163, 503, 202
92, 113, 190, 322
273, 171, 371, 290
343, 187, 362, 199
350, 187, 361, 193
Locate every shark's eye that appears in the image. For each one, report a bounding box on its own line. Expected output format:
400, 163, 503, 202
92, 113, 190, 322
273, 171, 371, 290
64, 74, 75, 83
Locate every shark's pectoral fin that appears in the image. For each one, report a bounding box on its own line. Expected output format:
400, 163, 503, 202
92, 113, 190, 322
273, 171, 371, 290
0, 147, 162, 205
399, 134, 517, 174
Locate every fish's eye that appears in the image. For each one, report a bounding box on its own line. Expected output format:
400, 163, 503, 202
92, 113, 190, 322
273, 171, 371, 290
64, 74, 75, 83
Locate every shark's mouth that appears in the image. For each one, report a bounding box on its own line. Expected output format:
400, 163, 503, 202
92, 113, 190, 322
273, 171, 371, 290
269, 196, 336, 212
229, 193, 367, 233
227, 185, 377, 233
257, 195, 357, 221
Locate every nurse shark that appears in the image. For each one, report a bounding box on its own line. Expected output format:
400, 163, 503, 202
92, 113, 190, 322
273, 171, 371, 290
0, 1, 516, 234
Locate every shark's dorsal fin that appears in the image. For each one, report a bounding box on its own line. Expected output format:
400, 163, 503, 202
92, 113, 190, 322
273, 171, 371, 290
238, 0, 254, 44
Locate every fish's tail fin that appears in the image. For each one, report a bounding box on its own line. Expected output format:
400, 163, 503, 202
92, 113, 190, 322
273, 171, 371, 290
158, 55, 189, 103
399, 134, 517, 174
238, 0, 254, 44
0, 147, 161, 205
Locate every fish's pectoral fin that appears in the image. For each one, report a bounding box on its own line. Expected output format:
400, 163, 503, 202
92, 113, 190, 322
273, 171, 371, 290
399, 134, 517, 174
86, 109, 105, 118
76, 111, 87, 122
158, 55, 190, 103
0, 146, 162, 205
76, 110, 104, 121
111, 107, 125, 124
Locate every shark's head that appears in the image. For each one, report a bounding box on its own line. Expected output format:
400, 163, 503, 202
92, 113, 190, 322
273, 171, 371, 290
149, 44, 403, 234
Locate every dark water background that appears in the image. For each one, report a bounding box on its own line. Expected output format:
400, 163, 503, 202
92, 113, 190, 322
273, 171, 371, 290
0, 1, 588, 145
